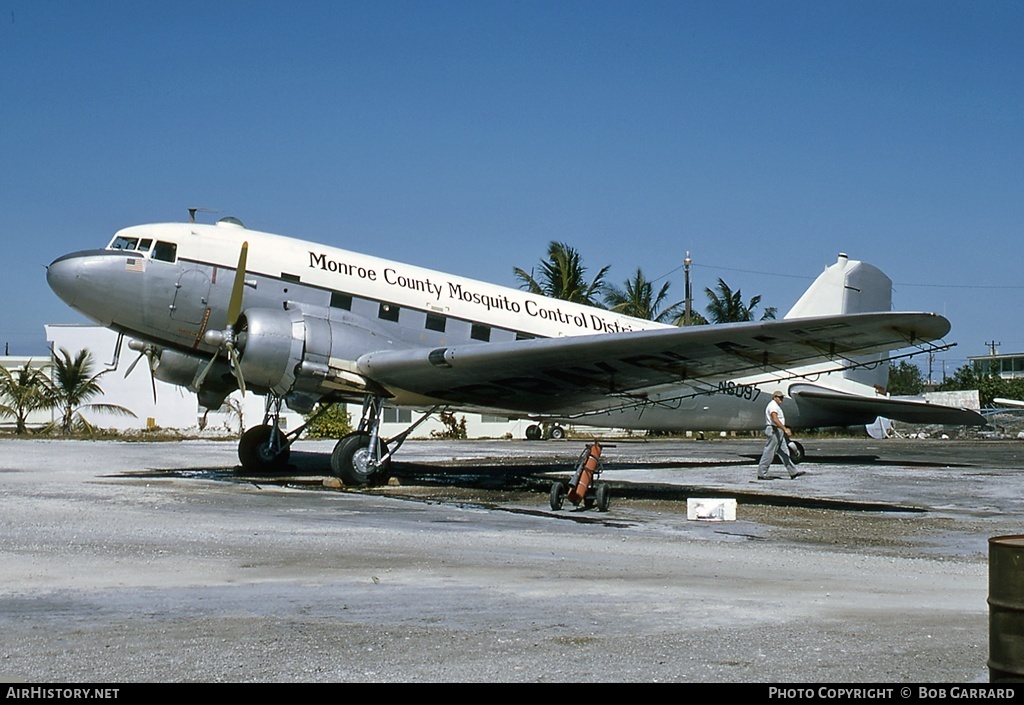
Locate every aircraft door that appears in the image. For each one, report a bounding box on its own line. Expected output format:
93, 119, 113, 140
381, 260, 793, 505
171, 268, 213, 325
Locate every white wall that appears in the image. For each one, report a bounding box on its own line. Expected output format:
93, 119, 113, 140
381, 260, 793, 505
45, 325, 199, 431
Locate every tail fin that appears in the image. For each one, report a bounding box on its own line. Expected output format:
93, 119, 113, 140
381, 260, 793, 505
785, 254, 893, 392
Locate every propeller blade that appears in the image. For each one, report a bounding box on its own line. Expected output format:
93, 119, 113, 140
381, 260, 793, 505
226, 241, 248, 327
124, 350, 144, 378
195, 242, 250, 396
125, 342, 159, 403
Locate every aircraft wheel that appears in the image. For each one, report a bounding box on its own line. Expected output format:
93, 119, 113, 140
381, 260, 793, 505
238, 424, 290, 471
788, 440, 805, 465
525, 424, 542, 441
549, 481, 567, 511
595, 483, 611, 512
331, 432, 391, 486
549, 425, 566, 440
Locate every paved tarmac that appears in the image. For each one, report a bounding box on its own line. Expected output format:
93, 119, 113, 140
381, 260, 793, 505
1, 436, 1021, 683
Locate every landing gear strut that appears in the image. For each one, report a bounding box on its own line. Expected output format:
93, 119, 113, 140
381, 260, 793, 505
330, 395, 441, 487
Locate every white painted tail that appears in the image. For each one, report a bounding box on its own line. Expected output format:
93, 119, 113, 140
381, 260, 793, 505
785, 254, 893, 392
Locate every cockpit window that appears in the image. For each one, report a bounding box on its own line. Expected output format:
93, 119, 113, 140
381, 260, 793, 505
108, 236, 155, 253
109, 236, 141, 251
152, 241, 177, 263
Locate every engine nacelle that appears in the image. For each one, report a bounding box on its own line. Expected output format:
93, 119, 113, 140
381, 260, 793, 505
152, 347, 234, 409
236, 304, 402, 399
154, 347, 226, 389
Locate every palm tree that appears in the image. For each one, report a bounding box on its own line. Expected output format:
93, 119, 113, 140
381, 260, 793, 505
513, 241, 610, 307
704, 278, 777, 323
0, 361, 54, 434
603, 268, 684, 323
45, 348, 136, 435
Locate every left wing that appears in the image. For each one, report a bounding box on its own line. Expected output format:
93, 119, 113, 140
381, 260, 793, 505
357, 311, 950, 413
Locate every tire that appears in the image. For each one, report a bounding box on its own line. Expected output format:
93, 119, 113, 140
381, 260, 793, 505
549, 425, 565, 440
525, 424, 542, 441
595, 483, 611, 512
238, 425, 290, 471
331, 433, 390, 486
549, 481, 567, 511
788, 440, 805, 465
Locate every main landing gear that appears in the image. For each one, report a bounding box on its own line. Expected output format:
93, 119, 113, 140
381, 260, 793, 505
525, 423, 566, 441
330, 395, 441, 487
236, 393, 439, 487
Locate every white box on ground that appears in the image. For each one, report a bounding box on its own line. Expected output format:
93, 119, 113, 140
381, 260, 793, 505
687, 498, 737, 521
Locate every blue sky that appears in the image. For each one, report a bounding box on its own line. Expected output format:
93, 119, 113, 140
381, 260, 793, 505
2, 1, 1021, 381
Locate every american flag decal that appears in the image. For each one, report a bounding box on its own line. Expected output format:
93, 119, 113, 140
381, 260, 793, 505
125, 258, 145, 273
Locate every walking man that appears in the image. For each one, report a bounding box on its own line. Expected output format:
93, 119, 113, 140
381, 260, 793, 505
757, 390, 804, 480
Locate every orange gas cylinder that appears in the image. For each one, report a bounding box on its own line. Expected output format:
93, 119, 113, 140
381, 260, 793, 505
568, 442, 602, 504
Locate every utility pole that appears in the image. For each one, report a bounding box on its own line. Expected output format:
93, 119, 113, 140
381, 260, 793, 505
683, 251, 692, 326
987, 340, 1002, 356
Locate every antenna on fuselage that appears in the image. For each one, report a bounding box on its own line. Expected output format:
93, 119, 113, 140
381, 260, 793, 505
187, 207, 221, 223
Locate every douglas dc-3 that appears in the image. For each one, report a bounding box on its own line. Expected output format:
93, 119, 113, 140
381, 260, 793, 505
46, 216, 984, 485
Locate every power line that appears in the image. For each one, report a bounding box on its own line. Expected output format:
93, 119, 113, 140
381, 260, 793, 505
653, 260, 1024, 290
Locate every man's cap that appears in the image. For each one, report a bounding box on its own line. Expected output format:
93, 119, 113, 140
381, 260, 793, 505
772, 390, 784, 398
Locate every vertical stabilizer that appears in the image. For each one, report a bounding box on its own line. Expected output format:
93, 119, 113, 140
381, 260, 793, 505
784, 254, 892, 319
785, 254, 893, 391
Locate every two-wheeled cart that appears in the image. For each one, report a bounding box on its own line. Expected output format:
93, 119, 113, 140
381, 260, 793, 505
549, 441, 612, 512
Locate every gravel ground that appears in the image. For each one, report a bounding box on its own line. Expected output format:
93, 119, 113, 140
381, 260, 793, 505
0, 437, 1017, 683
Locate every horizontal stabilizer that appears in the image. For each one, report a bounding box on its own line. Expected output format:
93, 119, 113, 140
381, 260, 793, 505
793, 387, 985, 426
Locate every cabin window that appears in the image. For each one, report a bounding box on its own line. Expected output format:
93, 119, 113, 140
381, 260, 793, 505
138, 239, 153, 252
330, 292, 352, 310
425, 313, 446, 333
282, 273, 301, 283
152, 241, 177, 263
471, 324, 491, 342
515, 332, 535, 341
378, 302, 400, 322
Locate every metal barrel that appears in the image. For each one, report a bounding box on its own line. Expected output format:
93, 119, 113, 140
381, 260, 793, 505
989, 535, 1024, 681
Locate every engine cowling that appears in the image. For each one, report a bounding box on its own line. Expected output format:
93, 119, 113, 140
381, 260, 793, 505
235, 307, 305, 395
234, 304, 402, 400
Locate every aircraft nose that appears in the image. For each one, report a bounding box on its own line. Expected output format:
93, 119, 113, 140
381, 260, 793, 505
46, 249, 140, 327
46, 252, 84, 307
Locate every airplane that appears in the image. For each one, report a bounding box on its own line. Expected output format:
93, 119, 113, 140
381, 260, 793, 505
46, 216, 984, 484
